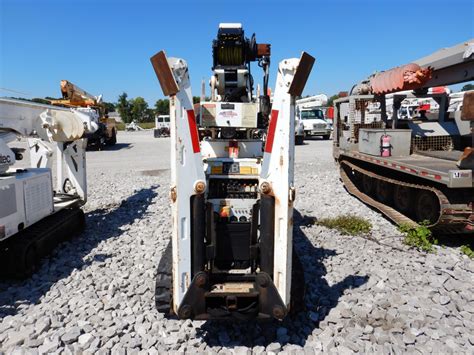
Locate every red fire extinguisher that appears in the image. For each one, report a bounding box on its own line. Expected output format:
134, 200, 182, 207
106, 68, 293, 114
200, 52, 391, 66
380, 134, 392, 157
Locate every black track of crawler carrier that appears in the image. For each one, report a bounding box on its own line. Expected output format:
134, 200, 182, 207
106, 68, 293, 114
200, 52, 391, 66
0, 208, 85, 278
340, 160, 473, 234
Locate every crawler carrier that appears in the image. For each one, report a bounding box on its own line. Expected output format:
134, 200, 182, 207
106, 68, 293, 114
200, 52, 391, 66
334, 40, 474, 234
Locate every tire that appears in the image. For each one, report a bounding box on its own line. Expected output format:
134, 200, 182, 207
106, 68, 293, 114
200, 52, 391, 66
415, 191, 440, 224
106, 129, 117, 146
394, 185, 412, 214
375, 179, 393, 204
295, 135, 304, 145
322, 134, 330, 140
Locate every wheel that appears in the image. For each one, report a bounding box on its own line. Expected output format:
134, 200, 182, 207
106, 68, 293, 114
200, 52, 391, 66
394, 185, 413, 214
375, 179, 393, 204
361, 174, 373, 195
295, 135, 304, 145
415, 191, 440, 224
322, 134, 330, 140
106, 129, 117, 146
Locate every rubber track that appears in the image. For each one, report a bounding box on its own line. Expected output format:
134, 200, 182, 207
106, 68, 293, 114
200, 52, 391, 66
290, 249, 305, 315
155, 240, 173, 315
0, 208, 85, 278
340, 160, 473, 234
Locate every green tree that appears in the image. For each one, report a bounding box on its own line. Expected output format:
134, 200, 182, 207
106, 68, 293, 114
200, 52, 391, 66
102, 101, 116, 113
117, 92, 132, 123
193, 96, 200, 104
143, 108, 156, 122
131, 97, 148, 122
31, 98, 51, 105
461, 84, 474, 91
327, 94, 339, 107
155, 99, 169, 115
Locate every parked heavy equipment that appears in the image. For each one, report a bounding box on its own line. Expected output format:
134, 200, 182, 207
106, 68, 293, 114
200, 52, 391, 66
333, 40, 474, 234
150, 23, 314, 320
51, 80, 117, 149
0, 97, 94, 277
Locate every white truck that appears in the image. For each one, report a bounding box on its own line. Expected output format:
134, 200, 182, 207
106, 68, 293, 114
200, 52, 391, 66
154, 114, 170, 137
150, 23, 314, 320
0, 98, 94, 277
296, 95, 332, 140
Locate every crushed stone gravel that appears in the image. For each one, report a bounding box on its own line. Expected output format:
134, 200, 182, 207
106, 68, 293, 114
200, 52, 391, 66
1, 133, 473, 354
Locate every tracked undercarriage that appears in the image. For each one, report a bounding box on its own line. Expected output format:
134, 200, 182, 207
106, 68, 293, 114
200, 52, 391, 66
333, 40, 474, 235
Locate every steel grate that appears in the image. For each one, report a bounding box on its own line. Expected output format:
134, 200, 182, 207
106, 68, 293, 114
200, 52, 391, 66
411, 135, 454, 151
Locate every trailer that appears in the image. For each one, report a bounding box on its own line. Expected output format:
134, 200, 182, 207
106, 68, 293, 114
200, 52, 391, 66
333, 40, 474, 235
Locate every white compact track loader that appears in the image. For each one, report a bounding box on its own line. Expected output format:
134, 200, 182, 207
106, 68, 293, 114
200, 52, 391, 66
150, 24, 314, 320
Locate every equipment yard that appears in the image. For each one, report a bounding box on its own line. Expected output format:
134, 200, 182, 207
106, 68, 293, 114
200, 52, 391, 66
1, 131, 472, 354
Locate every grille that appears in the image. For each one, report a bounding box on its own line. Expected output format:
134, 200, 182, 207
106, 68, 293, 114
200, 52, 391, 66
411, 135, 455, 151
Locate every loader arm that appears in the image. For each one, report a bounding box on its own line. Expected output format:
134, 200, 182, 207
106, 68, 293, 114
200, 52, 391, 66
261, 53, 315, 305
151, 51, 206, 312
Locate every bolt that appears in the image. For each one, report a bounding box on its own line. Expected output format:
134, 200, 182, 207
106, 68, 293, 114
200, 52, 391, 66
195, 273, 207, 287
273, 305, 286, 319
179, 304, 192, 319
194, 181, 206, 194
260, 182, 272, 194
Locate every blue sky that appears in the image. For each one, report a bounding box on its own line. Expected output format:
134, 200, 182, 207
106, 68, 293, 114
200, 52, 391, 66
1, 0, 473, 106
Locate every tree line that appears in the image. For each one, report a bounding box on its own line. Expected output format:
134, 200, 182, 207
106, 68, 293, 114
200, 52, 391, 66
116, 93, 201, 123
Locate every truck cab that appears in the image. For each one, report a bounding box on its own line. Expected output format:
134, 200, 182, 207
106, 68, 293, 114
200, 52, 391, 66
298, 107, 332, 140
154, 115, 170, 137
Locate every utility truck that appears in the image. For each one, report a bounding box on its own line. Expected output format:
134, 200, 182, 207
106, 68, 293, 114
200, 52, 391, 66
51, 80, 117, 149
296, 95, 332, 140
333, 40, 474, 235
150, 23, 314, 320
0, 97, 95, 277
154, 115, 170, 137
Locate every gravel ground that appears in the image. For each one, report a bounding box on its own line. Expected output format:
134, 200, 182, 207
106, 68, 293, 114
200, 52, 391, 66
1, 131, 473, 354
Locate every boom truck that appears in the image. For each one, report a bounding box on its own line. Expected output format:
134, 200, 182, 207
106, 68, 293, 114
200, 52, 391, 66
0, 97, 94, 277
333, 40, 474, 235
51, 80, 117, 149
150, 23, 314, 320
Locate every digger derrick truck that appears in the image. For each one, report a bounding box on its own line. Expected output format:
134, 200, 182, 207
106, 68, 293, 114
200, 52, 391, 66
150, 23, 314, 320
333, 40, 474, 235
0, 97, 94, 277
51, 80, 117, 149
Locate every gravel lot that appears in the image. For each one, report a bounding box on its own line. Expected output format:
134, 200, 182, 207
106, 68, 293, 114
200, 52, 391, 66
1, 131, 473, 354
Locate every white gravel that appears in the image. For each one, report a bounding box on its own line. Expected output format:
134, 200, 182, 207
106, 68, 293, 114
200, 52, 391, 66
1, 131, 473, 354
